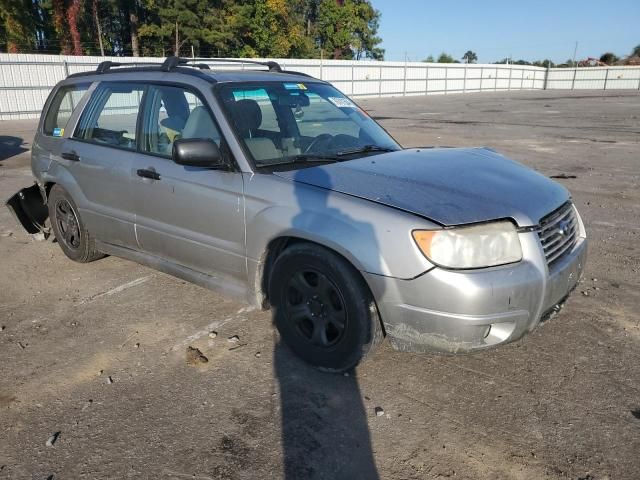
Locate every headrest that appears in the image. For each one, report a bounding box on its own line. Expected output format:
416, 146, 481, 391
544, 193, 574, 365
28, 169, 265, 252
231, 99, 262, 136
182, 106, 220, 141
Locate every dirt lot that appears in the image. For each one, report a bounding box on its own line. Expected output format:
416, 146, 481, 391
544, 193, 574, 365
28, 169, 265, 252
1, 90, 639, 480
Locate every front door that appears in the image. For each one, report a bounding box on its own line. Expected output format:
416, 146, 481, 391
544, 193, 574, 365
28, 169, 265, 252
131, 84, 246, 283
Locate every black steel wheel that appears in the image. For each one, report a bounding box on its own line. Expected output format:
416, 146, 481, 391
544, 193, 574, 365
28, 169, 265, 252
54, 198, 81, 249
269, 243, 384, 372
48, 185, 104, 263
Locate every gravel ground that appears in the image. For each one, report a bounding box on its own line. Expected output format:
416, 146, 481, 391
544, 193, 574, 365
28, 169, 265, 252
0, 90, 639, 480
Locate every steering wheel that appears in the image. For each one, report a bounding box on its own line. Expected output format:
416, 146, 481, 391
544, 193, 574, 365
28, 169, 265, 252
303, 133, 333, 154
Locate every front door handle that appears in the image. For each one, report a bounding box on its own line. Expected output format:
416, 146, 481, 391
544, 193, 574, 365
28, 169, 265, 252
61, 151, 80, 162
136, 168, 161, 180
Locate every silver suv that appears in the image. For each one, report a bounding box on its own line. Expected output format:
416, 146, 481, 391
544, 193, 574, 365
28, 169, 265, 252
7, 57, 587, 371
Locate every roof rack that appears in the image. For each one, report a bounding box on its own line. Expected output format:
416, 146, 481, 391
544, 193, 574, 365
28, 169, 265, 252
95, 60, 165, 73
161, 57, 283, 73
85, 57, 300, 79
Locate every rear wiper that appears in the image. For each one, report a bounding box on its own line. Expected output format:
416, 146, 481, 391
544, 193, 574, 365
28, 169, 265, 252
336, 145, 398, 157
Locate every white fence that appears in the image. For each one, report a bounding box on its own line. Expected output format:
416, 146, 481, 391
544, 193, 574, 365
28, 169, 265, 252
0, 53, 639, 120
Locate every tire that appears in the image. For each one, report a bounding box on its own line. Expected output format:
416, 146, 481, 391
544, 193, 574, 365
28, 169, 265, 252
269, 243, 384, 372
48, 185, 104, 263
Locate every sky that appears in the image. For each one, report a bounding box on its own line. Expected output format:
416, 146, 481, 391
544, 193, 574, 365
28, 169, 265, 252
374, 0, 640, 63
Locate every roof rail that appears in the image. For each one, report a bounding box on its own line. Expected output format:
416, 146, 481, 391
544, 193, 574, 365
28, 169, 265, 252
95, 60, 165, 74
162, 57, 283, 73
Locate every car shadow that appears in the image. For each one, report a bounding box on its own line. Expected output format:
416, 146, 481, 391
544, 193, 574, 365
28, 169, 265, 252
0, 136, 29, 161
274, 166, 382, 479
274, 343, 379, 479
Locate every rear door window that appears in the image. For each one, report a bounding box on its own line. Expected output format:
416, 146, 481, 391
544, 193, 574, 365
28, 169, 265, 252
74, 83, 145, 150
43, 84, 90, 137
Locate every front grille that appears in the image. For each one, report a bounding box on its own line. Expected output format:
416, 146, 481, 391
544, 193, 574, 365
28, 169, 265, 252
537, 202, 579, 266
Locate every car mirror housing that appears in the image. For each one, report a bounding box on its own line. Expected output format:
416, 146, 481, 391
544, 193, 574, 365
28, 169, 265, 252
172, 138, 224, 168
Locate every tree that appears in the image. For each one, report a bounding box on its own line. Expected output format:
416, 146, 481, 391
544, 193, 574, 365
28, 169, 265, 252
423, 54, 434, 63
599, 52, 618, 65
462, 50, 477, 64
631, 44, 640, 57
316, 0, 383, 60
0, 0, 38, 52
1, 0, 385, 58
532, 59, 554, 68
436, 52, 455, 63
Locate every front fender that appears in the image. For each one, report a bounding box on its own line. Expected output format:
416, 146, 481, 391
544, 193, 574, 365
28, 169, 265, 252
244, 175, 438, 280
247, 205, 384, 275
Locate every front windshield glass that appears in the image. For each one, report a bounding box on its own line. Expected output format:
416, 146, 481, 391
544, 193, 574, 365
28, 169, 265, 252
217, 81, 401, 167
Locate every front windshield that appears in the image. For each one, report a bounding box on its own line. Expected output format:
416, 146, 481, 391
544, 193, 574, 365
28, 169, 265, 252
217, 81, 401, 167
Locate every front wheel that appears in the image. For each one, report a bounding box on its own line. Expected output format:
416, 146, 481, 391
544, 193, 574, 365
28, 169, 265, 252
269, 243, 384, 372
48, 185, 104, 263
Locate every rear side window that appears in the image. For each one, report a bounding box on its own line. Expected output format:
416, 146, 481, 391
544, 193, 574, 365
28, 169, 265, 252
75, 83, 145, 150
43, 84, 89, 137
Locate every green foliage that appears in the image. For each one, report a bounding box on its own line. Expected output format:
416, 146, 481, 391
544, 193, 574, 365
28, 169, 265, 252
599, 52, 618, 65
423, 55, 434, 63
0, 0, 385, 59
462, 50, 477, 64
436, 52, 455, 63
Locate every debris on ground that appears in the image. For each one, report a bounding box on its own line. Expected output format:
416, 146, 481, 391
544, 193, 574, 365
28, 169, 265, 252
45, 432, 60, 447
254, 352, 261, 358
106, 376, 114, 384
550, 173, 577, 179
208, 331, 218, 339
375, 406, 385, 417
186, 346, 208, 365
227, 335, 240, 343
582, 290, 590, 296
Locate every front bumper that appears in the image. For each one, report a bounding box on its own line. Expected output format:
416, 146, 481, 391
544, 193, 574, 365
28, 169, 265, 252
365, 225, 587, 354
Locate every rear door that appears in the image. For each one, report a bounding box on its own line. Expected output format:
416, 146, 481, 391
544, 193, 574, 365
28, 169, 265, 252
131, 83, 246, 282
65, 82, 145, 247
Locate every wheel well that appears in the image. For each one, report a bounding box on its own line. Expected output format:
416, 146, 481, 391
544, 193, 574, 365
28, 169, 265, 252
260, 236, 364, 306
43, 182, 56, 202
259, 236, 387, 336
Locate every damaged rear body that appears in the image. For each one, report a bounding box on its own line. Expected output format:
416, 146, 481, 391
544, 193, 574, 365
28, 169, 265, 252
6, 183, 48, 235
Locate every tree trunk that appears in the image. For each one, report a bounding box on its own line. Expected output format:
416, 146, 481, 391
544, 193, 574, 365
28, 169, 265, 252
93, 0, 105, 56
174, 21, 179, 56
52, 0, 70, 54
66, 0, 82, 55
130, 4, 140, 57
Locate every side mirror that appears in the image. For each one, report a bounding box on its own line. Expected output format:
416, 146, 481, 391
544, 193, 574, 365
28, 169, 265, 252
172, 138, 224, 168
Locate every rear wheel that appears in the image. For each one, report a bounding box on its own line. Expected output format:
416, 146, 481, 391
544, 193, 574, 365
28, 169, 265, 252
269, 243, 383, 372
48, 185, 104, 263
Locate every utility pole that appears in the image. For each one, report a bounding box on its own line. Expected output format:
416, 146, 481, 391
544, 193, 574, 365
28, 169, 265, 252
572, 41, 578, 66
191, 45, 195, 58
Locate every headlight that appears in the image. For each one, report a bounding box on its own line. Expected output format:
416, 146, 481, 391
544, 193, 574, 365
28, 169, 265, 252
412, 221, 522, 269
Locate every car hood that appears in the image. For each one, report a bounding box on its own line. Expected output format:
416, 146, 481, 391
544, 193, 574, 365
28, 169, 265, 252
273, 147, 569, 227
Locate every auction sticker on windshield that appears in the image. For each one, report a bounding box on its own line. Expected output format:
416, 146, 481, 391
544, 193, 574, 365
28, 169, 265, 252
284, 82, 307, 90
328, 97, 357, 108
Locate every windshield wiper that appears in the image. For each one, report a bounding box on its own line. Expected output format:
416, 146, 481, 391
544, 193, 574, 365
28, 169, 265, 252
289, 153, 340, 163
336, 145, 398, 157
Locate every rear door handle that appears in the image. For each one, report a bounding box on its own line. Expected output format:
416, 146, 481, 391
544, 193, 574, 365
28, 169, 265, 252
136, 168, 161, 180
61, 151, 80, 162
